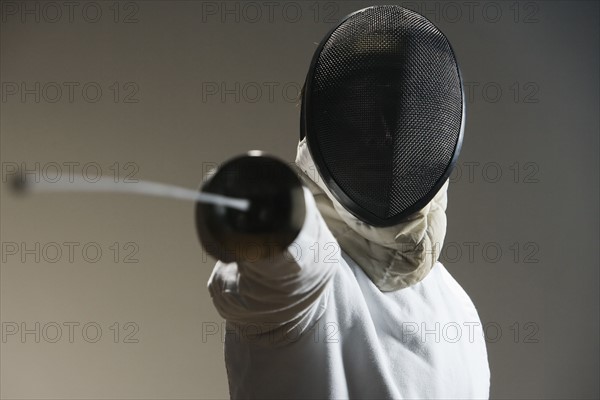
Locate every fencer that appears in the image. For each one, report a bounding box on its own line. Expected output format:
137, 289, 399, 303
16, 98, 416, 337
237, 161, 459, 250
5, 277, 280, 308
196, 5, 490, 399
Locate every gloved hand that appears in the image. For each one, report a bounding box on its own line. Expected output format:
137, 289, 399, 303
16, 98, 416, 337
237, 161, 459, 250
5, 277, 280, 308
195, 151, 306, 263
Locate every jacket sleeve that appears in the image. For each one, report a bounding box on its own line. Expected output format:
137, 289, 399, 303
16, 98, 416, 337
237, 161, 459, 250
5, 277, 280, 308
207, 187, 340, 344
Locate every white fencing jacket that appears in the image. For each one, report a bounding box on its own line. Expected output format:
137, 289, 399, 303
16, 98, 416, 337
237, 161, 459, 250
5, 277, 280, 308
207, 140, 490, 399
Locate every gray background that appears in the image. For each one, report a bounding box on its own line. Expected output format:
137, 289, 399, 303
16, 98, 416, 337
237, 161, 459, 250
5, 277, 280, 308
1, 1, 598, 399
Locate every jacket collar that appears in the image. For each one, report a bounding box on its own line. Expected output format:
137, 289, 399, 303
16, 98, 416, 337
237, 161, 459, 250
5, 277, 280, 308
294, 138, 449, 291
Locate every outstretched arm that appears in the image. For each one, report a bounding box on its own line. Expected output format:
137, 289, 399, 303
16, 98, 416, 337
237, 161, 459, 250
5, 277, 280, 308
197, 154, 340, 344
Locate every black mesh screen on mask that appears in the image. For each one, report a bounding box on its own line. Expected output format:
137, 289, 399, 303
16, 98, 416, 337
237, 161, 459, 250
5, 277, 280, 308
302, 5, 463, 226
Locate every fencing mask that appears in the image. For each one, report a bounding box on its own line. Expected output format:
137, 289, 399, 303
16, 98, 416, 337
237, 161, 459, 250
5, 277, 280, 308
300, 5, 464, 227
